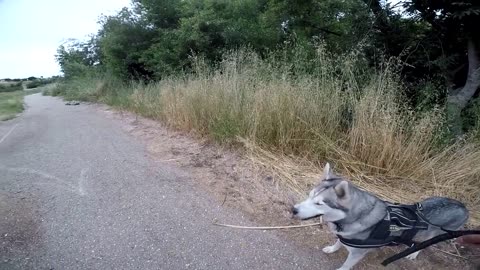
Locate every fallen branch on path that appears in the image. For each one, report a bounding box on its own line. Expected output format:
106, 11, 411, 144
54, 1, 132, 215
213, 220, 323, 230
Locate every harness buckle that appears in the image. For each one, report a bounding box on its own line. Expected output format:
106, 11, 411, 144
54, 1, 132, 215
389, 225, 409, 232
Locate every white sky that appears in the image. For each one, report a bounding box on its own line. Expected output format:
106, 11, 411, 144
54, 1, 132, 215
0, 0, 130, 79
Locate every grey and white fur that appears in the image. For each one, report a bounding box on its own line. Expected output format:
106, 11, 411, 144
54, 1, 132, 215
292, 163, 469, 270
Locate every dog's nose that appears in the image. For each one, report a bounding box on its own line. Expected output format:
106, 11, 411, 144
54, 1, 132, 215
291, 206, 298, 215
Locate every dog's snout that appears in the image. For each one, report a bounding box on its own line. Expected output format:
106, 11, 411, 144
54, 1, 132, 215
291, 206, 298, 215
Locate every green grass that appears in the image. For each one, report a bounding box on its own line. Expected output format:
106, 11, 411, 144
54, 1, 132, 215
0, 91, 24, 121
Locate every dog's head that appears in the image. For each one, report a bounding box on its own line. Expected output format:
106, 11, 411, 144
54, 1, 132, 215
292, 163, 351, 222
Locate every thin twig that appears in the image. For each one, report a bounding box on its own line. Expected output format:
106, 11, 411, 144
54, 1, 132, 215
431, 247, 467, 259
452, 242, 461, 257
221, 193, 228, 206
213, 222, 323, 230
158, 158, 186, 162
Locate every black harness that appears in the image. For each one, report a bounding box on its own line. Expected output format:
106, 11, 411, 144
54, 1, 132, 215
337, 202, 430, 248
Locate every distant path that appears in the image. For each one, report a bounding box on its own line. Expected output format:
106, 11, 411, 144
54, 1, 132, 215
0, 94, 330, 270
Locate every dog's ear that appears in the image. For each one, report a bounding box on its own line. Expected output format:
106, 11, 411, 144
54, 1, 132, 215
334, 181, 349, 199
323, 162, 332, 180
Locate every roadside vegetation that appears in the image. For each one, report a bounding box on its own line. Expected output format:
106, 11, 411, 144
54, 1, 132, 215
0, 81, 23, 93
0, 77, 55, 121
49, 0, 480, 224
25, 77, 57, 89
0, 91, 24, 121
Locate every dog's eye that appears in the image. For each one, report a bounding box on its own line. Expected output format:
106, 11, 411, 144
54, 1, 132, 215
315, 202, 323, 206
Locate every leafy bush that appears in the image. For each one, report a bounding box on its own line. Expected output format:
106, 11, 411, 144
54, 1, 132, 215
26, 79, 55, 89
0, 82, 23, 92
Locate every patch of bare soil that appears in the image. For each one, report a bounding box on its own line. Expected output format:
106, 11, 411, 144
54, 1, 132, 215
0, 191, 43, 269
101, 106, 478, 270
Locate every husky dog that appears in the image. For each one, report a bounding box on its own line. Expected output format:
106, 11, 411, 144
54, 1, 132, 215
292, 163, 469, 270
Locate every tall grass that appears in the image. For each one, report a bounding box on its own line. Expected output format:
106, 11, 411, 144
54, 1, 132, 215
50, 47, 480, 224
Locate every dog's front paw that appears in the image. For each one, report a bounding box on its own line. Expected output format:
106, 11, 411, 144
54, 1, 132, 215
406, 251, 420, 260
322, 245, 339, 254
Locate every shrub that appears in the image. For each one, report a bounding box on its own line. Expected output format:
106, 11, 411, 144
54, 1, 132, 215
0, 82, 23, 92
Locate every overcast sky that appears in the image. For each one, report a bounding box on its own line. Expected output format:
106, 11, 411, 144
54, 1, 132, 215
0, 0, 130, 79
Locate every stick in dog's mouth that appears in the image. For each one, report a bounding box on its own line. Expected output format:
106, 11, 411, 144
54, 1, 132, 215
294, 214, 323, 221
303, 214, 323, 221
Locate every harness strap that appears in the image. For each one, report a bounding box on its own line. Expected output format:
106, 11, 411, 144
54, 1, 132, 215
382, 230, 480, 266
337, 203, 429, 248
338, 235, 400, 248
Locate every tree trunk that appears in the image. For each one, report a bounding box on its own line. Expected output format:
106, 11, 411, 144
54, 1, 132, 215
447, 37, 480, 136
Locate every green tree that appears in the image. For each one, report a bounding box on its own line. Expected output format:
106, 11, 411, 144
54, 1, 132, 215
263, 0, 371, 52
97, 8, 156, 80
55, 38, 99, 79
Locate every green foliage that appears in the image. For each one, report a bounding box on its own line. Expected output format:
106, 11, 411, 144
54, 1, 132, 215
26, 78, 55, 89
461, 97, 480, 136
57, 0, 375, 80
44, 73, 125, 103
132, 0, 182, 29
42, 84, 64, 97
97, 8, 156, 80
56, 39, 99, 79
266, 0, 371, 51
0, 91, 24, 121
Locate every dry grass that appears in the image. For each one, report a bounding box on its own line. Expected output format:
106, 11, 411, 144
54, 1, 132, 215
243, 140, 480, 226
56, 47, 480, 225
